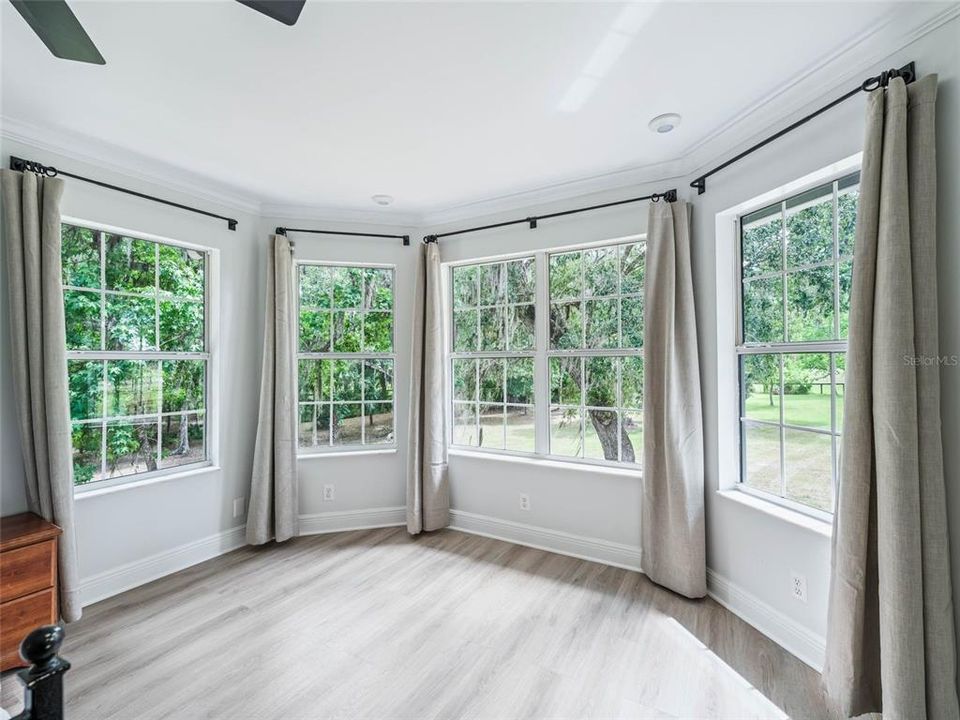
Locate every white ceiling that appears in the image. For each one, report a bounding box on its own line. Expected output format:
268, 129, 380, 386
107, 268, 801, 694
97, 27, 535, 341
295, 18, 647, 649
0, 1, 952, 220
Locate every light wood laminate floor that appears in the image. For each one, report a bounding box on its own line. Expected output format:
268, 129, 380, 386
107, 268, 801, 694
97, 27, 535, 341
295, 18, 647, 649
1, 528, 841, 719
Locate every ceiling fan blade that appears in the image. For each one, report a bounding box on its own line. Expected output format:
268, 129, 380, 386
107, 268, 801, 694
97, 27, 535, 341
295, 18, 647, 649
9, 0, 105, 64
236, 0, 306, 26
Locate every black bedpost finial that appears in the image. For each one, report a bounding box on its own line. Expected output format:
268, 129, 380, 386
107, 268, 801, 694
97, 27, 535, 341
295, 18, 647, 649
14, 625, 70, 720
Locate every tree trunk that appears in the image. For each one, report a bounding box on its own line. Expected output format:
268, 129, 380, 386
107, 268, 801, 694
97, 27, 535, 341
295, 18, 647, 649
173, 411, 190, 455
587, 409, 620, 462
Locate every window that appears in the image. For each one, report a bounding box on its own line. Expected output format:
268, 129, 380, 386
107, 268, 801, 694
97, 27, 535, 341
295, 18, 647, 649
62, 223, 210, 487
448, 239, 645, 468
737, 172, 858, 515
451, 258, 536, 452
297, 264, 395, 451
548, 243, 644, 463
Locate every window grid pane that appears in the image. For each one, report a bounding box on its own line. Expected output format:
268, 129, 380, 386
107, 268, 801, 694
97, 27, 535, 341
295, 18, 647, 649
736, 170, 858, 514
63, 224, 209, 487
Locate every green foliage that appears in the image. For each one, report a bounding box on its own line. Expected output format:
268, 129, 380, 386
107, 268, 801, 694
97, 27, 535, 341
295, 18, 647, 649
741, 212, 782, 278
61, 224, 208, 485
64, 289, 101, 350
62, 225, 100, 288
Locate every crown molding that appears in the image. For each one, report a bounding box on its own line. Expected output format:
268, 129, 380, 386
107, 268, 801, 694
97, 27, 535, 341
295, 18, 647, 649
419, 157, 686, 228
0, 115, 263, 216
259, 201, 422, 228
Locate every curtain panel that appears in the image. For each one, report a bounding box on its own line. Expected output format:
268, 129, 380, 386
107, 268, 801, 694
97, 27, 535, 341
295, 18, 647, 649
823, 74, 959, 719
406, 241, 449, 534
1, 169, 82, 622
641, 199, 706, 599
247, 234, 299, 545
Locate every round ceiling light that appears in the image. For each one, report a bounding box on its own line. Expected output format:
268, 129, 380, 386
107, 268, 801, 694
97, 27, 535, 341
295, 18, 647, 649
371, 194, 394, 206
648, 113, 682, 134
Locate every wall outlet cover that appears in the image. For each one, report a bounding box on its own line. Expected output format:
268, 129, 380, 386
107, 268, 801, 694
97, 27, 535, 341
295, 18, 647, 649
519, 493, 530, 511
323, 484, 335, 502
791, 572, 808, 603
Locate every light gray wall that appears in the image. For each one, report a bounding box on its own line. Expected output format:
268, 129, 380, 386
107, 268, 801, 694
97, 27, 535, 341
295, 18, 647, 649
0, 137, 263, 581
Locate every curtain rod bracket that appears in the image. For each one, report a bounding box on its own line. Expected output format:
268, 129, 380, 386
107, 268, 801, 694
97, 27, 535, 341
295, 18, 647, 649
402, 235, 410, 246
527, 217, 538, 229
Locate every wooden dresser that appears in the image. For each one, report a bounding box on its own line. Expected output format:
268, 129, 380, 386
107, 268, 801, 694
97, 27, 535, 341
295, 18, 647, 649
0, 513, 61, 671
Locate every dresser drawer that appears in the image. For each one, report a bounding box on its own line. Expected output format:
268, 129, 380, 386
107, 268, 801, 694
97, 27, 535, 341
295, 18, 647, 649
0, 587, 57, 671
0, 539, 56, 603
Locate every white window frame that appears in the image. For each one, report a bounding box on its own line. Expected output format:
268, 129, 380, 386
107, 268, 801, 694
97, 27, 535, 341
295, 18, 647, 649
295, 259, 397, 455
714, 154, 861, 523
63, 217, 218, 495
445, 233, 646, 471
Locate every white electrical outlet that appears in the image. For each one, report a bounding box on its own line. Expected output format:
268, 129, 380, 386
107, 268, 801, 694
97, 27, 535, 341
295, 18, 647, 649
323, 484, 335, 502
791, 572, 808, 603
519, 493, 530, 511
232, 497, 245, 519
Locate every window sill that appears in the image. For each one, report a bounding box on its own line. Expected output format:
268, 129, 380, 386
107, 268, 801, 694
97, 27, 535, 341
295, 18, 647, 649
74, 462, 220, 500
448, 448, 642, 478
715, 488, 832, 538
298, 447, 398, 460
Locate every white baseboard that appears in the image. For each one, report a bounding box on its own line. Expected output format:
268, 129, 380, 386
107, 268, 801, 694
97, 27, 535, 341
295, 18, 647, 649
298, 506, 406, 535
80, 525, 246, 607
706, 568, 826, 672
448, 509, 643, 572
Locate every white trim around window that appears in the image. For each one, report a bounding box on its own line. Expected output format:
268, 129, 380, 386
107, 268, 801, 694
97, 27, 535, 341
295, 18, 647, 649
713, 153, 862, 526
61, 216, 220, 495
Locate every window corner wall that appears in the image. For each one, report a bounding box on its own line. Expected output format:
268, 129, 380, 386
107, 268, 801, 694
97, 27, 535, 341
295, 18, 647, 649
264, 218, 419, 525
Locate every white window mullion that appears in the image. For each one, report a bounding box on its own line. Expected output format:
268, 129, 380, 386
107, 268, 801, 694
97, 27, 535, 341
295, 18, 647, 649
534, 251, 550, 455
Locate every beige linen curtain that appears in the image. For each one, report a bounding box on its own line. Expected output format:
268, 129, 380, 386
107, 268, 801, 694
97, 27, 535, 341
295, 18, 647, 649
406, 241, 449, 534
823, 74, 959, 718
641, 199, 706, 599
1, 169, 82, 622
247, 234, 299, 544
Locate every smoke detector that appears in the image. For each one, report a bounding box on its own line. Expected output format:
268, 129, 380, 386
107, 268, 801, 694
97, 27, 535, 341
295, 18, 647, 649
648, 113, 681, 134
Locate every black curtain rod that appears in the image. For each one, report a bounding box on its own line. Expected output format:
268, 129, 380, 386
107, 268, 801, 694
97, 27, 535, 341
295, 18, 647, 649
690, 62, 916, 195
9, 156, 239, 230
423, 188, 677, 243
276, 227, 410, 246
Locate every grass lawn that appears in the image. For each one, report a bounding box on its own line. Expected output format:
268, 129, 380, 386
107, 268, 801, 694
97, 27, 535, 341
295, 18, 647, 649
744, 388, 842, 429
743, 393, 836, 512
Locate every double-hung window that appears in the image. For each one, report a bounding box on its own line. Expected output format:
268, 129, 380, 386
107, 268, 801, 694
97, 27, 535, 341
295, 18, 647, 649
297, 263, 396, 451
62, 223, 210, 488
737, 172, 859, 515
449, 238, 646, 468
